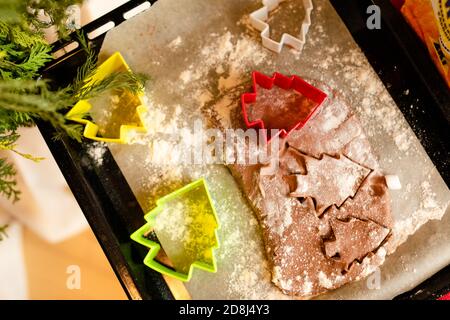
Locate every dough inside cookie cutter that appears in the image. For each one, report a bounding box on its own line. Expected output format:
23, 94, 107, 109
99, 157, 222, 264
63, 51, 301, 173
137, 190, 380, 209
241, 71, 328, 143
65, 52, 148, 144
130, 178, 220, 282
249, 0, 313, 53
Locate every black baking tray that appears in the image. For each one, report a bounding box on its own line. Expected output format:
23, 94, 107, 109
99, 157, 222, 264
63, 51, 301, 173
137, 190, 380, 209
38, 0, 450, 300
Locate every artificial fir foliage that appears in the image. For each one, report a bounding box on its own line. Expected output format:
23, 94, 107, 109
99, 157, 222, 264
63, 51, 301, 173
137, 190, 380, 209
0, 224, 7, 240
0, 1, 147, 237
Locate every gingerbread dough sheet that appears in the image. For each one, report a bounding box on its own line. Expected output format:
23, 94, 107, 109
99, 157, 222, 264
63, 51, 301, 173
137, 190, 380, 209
94, 0, 449, 299
229, 87, 394, 297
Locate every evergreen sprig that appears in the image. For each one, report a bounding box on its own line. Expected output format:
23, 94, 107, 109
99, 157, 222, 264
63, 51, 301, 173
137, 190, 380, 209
0, 0, 83, 39
0, 31, 148, 145
0, 224, 8, 240
0, 1, 149, 211
69, 32, 148, 101
0, 158, 19, 202
0, 21, 53, 80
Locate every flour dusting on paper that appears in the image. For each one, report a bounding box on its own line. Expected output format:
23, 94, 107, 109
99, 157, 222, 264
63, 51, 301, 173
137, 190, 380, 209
98, 0, 450, 300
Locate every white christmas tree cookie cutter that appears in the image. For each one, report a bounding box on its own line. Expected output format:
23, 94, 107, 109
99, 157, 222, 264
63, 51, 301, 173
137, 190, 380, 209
249, 0, 314, 53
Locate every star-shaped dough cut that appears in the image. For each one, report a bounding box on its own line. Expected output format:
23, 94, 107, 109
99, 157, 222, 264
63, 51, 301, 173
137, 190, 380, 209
289, 154, 371, 215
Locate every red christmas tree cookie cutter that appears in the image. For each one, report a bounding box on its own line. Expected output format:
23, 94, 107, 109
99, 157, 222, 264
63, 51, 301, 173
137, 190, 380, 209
241, 71, 328, 142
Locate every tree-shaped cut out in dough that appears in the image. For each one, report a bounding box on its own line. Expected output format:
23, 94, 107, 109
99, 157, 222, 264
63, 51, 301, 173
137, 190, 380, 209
289, 154, 371, 215
324, 218, 390, 266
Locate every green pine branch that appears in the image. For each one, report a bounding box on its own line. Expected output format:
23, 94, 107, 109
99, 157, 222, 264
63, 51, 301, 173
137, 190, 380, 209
70, 32, 149, 101
0, 1, 149, 205
0, 31, 148, 145
0, 0, 83, 39
0, 22, 53, 81
0, 158, 19, 202
0, 224, 8, 241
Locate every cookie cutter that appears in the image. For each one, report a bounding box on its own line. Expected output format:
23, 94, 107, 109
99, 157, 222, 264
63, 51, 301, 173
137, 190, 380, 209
130, 178, 220, 282
249, 0, 314, 53
65, 52, 147, 144
241, 71, 328, 143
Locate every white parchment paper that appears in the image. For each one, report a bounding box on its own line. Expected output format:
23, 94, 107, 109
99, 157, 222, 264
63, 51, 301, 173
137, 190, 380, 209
95, 0, 449, 299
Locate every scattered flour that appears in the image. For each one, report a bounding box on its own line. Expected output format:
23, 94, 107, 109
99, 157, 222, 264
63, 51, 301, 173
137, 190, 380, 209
360, 247, 387, 278
176, 31, 269, 126
168, 36, 182, 50
390, 181, 449, 250
318, 271, 333, 289
87, 142, 107, 166
321, 106, 347, 131
308, 36, 416, 157
302, 277, 313, 296
98, 1, 448, 300
421, 181, 439, 209
155, 202, 192, 243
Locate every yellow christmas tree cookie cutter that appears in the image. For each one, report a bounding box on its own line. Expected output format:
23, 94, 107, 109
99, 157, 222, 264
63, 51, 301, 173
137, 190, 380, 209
65, 52, 147, 144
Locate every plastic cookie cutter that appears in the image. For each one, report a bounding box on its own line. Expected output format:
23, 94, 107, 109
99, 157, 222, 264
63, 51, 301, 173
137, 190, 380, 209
65, 52, 147, 144
249, 0, 314, 53
130, 178, 220, 282
241, 71, 328, 143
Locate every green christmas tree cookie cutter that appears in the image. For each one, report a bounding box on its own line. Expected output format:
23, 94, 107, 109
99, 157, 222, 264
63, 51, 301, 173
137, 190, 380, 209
130, 178, 220, 282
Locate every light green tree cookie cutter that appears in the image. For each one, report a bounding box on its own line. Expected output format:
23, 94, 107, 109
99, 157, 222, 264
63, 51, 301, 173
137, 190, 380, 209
130, 178, 220, 282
